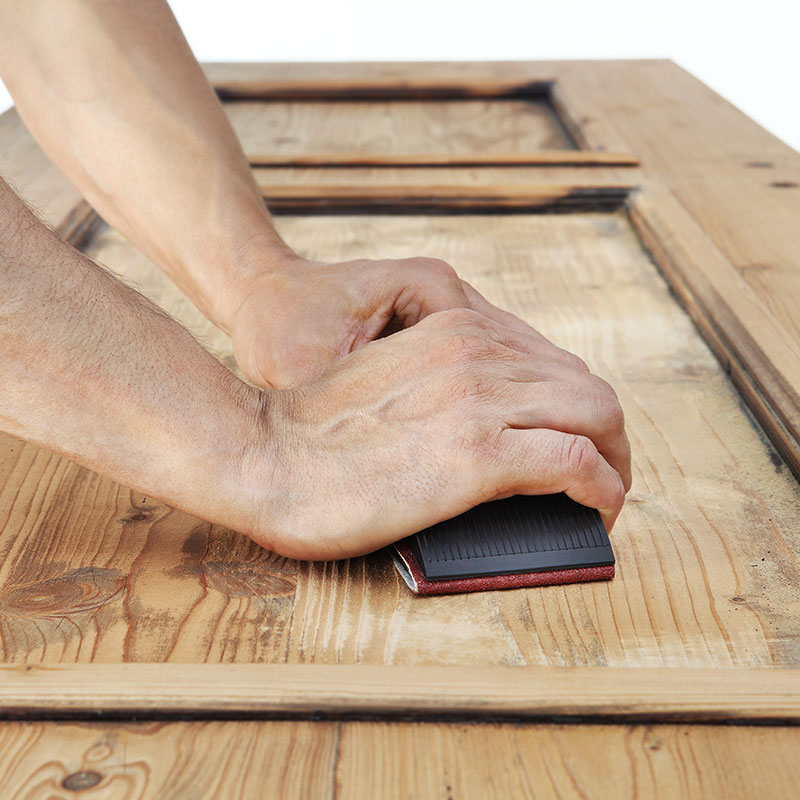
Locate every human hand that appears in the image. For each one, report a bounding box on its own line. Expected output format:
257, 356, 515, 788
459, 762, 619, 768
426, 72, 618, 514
229, 252, 544, 389
242, 308, 631, 560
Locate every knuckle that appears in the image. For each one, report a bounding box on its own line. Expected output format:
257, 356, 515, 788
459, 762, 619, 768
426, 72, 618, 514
564, 351, 591, 372
417, 257, 458, 280
591, 378, 625, 430
440, 306, 485, 328
456, 416, 502, 458
562, 434, 597, 474
609, 475, 626, 508
442, 332, 496, 364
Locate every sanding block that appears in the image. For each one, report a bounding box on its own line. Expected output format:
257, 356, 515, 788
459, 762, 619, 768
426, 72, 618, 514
391, 493, 615, 595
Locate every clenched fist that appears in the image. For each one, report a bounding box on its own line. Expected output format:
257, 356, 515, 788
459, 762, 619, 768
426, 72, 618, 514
229, 253, 543, 389
240, 307, 631, 560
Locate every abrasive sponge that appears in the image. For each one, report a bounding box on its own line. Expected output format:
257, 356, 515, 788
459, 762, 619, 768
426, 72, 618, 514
391, 493, 615, 595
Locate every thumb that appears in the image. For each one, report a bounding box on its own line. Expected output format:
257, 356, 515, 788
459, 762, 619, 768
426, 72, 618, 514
387, 257, 472, 325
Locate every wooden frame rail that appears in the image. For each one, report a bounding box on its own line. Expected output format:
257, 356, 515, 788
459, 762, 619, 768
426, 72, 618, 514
1, 665, 799, 723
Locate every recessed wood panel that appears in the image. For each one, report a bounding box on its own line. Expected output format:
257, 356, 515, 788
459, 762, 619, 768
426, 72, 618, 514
223, 97, 575, 161
0, 211, 797, 668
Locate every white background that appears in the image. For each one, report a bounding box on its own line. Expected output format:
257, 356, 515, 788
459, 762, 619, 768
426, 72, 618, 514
1, 0, 798, 152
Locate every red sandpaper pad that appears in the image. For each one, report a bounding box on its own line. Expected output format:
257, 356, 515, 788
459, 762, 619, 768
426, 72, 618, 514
391, 493, 616, 596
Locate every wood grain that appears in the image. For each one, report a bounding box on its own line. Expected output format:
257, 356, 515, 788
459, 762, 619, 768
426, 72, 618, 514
2, 664, 800, 721
251, 165, 639, 210
245, 151, 639, 167
254, 182, 632, 211
629, 182, 800, 476
0, 719, 798, 799
223, 98, 574, 161
0, 211, 791, 669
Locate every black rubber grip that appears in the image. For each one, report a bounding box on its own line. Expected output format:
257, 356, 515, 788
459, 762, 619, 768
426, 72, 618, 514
410, 493, 615, 581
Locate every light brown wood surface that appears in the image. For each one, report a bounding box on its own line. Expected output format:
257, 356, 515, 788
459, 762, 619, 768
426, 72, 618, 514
250, 165, 639, 210
3, 664, 800, 721
0, 211, 796, 670
246, 151, 639, 166
0, 719, 797, 799
223, 97, 574, 158
3, 59, 800, 796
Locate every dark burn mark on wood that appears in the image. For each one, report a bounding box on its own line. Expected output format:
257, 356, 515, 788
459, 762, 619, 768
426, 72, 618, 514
181, 526, 209, 560
215, 80, 554, 102
120, 511, 151, 523
745, 161, 773, 168
770, 181, 798, 189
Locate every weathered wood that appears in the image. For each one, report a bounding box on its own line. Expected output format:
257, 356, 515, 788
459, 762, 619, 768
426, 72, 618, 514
2, 719, 797, 800
2, 61, 800, 764
2, 664, 800, 721
251, 164, 640, 211
246, 152, 639, 167
629, 182, 800, 477
223, 98, 574, 161
553, 61, 800, 468
0, 211, 793, 669
254, 181, 632, 211
0, 719, 336, 798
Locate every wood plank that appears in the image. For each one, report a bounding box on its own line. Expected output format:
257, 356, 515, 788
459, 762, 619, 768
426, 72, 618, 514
0, 718, 797, 799
223, 98, 574, 160
205, 60, 555, 99
254, 182, 632, 211
337, 721, 800, 800
0, 211, 796, 670
1, 664, 800, 721
0, 719, 336, 798
629, 182, 800, 476
245, 152, 639, 167
554, 59, 800, 344
203, 60, 637, 154
249, 164, 639, 209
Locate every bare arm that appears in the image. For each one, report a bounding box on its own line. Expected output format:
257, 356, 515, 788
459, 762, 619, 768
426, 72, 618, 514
0, 177, 628, 558
0, 177, 263, 534
0, 0, 290, 330
0, 0, 587, 391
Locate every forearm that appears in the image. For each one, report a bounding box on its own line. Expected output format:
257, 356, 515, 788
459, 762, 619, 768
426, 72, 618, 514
0, 177, 266, 532
0, 0, 292, 331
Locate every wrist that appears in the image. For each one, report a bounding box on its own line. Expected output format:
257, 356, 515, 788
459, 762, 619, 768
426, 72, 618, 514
210, 232, 307, 335
230, 386, 302, 554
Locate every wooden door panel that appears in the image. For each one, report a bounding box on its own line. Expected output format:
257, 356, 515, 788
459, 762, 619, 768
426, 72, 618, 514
224, 97, 575, 162
2, 60, 800, 743
0, 209, 797, 667
1, 719, 798, 799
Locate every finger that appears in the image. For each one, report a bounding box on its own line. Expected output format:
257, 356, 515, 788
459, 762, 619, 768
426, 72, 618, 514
422, 305, 590, 377
385, 259, 472, 324
494, 376, 632, 492
454, 295, 592, 373
492, 427, 626, 532
460, 279, 545, 338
